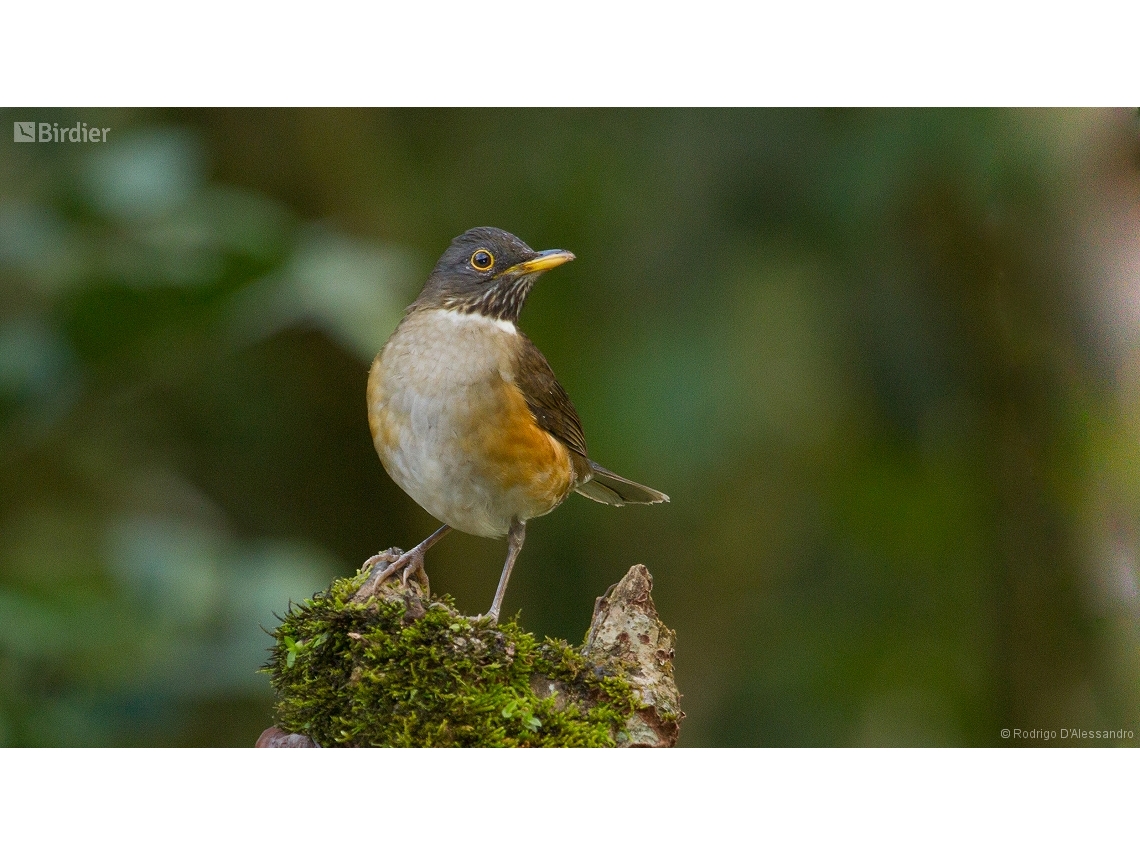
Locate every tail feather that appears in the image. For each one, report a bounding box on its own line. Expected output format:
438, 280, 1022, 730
575, 461, 669, 506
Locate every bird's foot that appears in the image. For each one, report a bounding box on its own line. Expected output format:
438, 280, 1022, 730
360, 548, 401, 577
355, 547, 430, 603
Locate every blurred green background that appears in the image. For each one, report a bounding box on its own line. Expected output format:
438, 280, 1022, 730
1, 108, 1138, 747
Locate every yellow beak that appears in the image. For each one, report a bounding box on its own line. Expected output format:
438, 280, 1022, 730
505, 249, 576, 276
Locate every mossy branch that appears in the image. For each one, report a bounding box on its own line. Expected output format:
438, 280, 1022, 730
257, 561, 682, 747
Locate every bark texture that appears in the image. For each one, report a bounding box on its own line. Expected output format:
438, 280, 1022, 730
582, 565, 682, 747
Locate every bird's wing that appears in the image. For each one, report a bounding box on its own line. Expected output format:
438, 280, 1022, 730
512, 333, 590, 462
511, 335, 669, 505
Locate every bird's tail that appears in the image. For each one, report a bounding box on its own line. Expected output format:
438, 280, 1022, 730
575, 461, 670, 506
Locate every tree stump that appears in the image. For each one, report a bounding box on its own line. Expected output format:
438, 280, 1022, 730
258, 561, 681, 747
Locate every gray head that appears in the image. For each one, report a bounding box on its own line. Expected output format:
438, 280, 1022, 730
412, 227, 575, 324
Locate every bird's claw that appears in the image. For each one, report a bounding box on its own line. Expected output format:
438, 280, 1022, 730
400, 559, 430, 591
354, 546, 430, 603
360, 548, 402, 577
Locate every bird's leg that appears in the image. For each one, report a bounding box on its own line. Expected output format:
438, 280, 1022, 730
358, 524, 451, 598
486, 518, 526, 624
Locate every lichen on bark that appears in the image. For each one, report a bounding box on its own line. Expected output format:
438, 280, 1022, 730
262, 561, 681, 747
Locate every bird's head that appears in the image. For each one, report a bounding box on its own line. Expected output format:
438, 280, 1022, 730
412, 227, 575, 324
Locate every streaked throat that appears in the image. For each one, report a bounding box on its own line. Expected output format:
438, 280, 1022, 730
442, 274, 539, 324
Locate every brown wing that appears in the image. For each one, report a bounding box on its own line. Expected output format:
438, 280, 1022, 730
512, 334, 589, 463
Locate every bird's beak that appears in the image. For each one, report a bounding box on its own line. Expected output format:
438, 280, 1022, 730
505, 249, 576, 276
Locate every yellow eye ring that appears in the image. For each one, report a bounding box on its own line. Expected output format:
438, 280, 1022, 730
470, 249, 494, 271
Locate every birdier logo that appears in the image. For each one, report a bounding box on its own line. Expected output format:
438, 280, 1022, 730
13, 121, 110, 143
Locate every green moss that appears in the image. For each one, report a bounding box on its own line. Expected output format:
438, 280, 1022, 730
267, 573, 639, 747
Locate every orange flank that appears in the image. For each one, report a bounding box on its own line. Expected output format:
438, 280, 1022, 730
472, 380, 575, 510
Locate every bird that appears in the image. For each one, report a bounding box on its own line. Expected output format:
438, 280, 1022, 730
361, 227, 668, 622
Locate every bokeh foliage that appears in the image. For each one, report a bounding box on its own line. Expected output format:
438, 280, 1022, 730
1, 108, 1138, 745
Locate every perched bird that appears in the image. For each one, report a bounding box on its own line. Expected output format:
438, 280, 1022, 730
362, 227, 668, 622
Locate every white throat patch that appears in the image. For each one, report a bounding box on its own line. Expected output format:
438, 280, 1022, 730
437, 308, 518, 336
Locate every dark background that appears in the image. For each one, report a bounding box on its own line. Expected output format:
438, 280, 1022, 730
1, 108, 1138, 746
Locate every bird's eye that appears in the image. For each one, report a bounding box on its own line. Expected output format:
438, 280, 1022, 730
471, 249, 494, 271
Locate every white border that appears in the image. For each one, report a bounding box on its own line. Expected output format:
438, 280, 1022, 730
3, 2, 1138, 106
1, 748, 1134, 851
